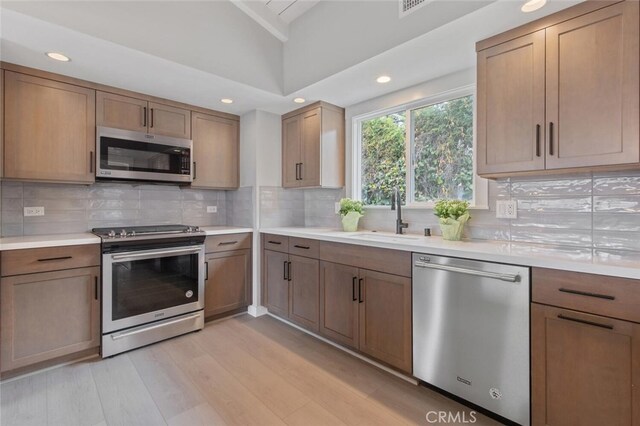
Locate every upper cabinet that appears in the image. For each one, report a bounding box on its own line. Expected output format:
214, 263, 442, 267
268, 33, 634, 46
191, 112, 239, 189
477, 0, 639, 178
4, 71, 96, 184
97, 91, 191, 139
282, 102, 345, 189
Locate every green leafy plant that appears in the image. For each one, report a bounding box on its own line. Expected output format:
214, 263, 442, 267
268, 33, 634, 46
433, 199, 470, 220
339, 198, 364, 217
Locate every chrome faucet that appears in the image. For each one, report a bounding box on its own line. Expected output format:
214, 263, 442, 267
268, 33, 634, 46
391, 188, 408, 234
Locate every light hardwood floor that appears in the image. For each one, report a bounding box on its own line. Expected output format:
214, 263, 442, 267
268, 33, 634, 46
0, 315, 502, 426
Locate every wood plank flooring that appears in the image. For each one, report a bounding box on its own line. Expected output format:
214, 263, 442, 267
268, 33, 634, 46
0, 315, 502, 426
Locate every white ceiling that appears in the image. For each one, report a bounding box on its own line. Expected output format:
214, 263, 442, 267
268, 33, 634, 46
263, 0, 321, 23
0, 0, 583, 116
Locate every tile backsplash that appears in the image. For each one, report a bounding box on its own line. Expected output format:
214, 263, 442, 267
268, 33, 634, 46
1, 181, 233, 236
259, 186, 345, 229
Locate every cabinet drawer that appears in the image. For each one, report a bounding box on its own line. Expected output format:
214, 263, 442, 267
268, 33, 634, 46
532, 268, 640, 323
263, 234, 289, 253
1, 245, 100, 277
205, 233, 251, 253
289, 237, 319, 258
319, 241, 411, 278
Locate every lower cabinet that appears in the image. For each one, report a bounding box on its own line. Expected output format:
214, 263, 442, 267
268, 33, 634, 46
264, 249, 320, 332
204, 249, 251, 318
319, 261, 412, 373
0, 267, 101, 373
531, 303, 640, 426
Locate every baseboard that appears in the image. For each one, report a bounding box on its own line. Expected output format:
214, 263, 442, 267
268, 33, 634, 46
248, 305, 269, 317
266, 313, 418, 385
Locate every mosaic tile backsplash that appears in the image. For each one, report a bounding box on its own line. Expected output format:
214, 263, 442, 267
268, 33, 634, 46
0, 181, 247, 237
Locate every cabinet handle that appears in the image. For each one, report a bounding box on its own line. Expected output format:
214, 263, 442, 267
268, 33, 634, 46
295, 163, 300, 180
557, 314, 613, 330
559, 288, 615, 301
535, 124, 541, 157
287, 261, 292, 282
205, 261, 209, 281
358, 278, 364, 303
293, 245, 310, 250
89, 151, 95, 173
299, 163, 303, 180
283, 261, 288, 280
94, 276, 98, 300
193, 162, 197, 180
268, 240, 282, 245
352, 277, 357, 301
143, 107, 147, 127
549, 122, 554, 156
150, 108, 154, 128
37, 256, 72, 262
218, 241, 238, 246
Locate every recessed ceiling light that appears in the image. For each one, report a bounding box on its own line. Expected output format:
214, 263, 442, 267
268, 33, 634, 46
220, 98, 233, 104
521, 0, 546, 13
376, 75, 391, 84
45, 52, 70, 62
293, 97, 306, 104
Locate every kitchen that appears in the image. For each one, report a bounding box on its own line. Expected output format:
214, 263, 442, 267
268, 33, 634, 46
0, 0, 638, 425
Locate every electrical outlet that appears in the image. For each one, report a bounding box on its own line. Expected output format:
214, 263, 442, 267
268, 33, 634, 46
496, 200, 517, 219
24, 206, 45, 217
206, 206, 218, 213
335, 202, 341, 214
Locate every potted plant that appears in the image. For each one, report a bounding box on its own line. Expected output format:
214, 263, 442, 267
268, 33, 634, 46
434, 200, 470, 241
339, 198, 364, 232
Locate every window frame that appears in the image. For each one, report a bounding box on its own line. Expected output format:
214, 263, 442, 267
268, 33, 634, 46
352, 84, 488, 209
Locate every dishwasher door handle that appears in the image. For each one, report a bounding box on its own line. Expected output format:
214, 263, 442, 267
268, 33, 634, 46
414, 261, 521, 283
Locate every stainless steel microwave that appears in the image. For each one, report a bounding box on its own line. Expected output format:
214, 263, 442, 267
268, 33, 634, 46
96, 126, 192, 184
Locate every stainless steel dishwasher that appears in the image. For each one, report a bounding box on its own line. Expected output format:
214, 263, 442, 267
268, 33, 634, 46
412, 253, 530, 426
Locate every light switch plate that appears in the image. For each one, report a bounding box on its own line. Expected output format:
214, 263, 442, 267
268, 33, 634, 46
496, 200, 517, 219
206, 206, 218, 213
24, 206, 45, 217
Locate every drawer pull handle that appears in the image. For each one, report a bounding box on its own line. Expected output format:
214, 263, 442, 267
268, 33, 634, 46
558, 288, 615, 301
268, 241, 282, 245
557, 314, 613, 330
294, 245, 310, 250
218, 241, 238, 246
37, 256, 73, 262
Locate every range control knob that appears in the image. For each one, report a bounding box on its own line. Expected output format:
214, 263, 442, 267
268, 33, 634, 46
107, 230, 116, 238
120, 229, 128, 238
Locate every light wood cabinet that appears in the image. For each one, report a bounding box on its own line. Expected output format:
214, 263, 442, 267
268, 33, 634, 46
204, 249, 251, 318
4, 71, 96, 183
477, 0, 639, 178
191, 112, 239, 189
531, 303, 640, 426
96, 91, 191, 139
0, 266, 101, 373
288, 255, 320, 332
319, 262, 359, 349
281, 102, 345, 189
264, 249, 290, 318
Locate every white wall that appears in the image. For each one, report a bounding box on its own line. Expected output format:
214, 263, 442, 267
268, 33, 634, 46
255, 111, 283, 187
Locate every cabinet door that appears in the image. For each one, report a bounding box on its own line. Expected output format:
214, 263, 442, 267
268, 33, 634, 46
477, 30, 546, 175
204, 249, 251, 318
96, 91, 147, 132
299, 108, 322, 187
0, 267, 100, 372
319, 261, 359, 349
264, 250, 289, 318
358, 269, 412, 373
148, 101, 191, 139
289, 255, 320, 332
4, 72, 96, 183
191, 112, 239, 189
282, 114, 302, 188
531, 303, 639, 426
545, 1, 639, 170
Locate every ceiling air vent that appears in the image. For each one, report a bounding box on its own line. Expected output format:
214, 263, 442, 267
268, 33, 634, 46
399, 0, 431, 18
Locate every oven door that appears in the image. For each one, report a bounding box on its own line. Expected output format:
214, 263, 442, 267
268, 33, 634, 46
102, 245, 205, 333
97, 126, 192, 183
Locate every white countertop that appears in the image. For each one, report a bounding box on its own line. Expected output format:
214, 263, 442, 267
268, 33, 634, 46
0, 227, 254, 251
0, 233, 101, 251
261, 227, 640, 280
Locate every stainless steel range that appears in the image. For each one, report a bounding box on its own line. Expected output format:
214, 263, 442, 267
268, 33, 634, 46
93, 225, 206, 357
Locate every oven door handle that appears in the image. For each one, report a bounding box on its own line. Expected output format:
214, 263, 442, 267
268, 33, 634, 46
111, 247, 202, 262
110, 312, 202, 340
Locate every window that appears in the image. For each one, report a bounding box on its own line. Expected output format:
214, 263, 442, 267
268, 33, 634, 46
356, 89, 483, 207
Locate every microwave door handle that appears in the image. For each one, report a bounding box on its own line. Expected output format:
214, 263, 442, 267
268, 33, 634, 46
111, 247, 201, 262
